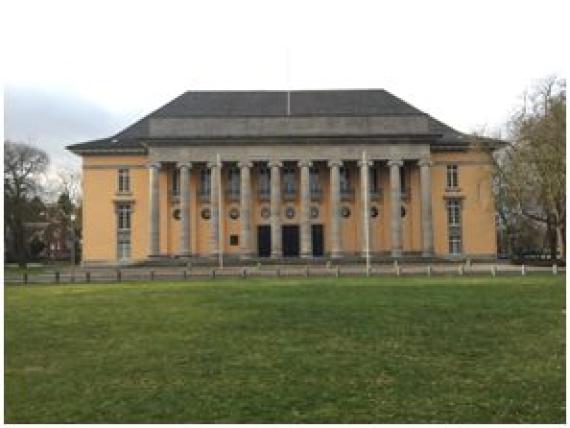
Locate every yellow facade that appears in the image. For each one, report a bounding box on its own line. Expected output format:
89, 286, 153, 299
80, 147, 497, 265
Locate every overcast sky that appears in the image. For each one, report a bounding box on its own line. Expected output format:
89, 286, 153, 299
3, 0, 567, 169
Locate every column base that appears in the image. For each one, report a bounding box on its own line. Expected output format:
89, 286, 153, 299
271, 252, 283, 259
422, 251, 434, 257
240, 252, 254, 260
330, 252, 342, 259
391, 250, 402, 258
300, 252, 313, 259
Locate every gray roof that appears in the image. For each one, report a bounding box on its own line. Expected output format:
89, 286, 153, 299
67, 89, 471, 153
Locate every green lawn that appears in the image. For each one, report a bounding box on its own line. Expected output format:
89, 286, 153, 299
5, 275, 566, 423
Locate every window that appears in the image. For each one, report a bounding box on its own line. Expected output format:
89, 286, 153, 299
118, 168, 130, 193
399, 166, 406, 190
369, 166, 379, 193
340, 167, 350, 192
117, 204, 132, 230
310, 166, 320, 191
172, 168, 180, 197
117, 237, 131, 261
447, 164, 459, 189
117, 203, 132, 262
228, 166, 240, 194
447, 199, 462, 254
230, 235, 239, 246
283, 166, 296, 195
259, 166, 270, 195
200, 169, 211, 196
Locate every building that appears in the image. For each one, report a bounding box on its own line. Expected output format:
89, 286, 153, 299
67, 90, 501, 265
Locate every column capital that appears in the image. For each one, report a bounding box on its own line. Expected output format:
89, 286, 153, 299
297, 160, 313, 168
417, 158, 432, 167
176, 162, 192, 170
387, 159, 403, 167
147, 161, 162, 170
327, 160, 343, 168
268, 160, 283, 168
238, 161, 253, 169
358, 160, 373, 167
207, 160, 222, 169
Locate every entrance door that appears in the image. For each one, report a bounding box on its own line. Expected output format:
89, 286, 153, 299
282, 225, 300, 257
257, 225, 271, 257
312, 224, 324, 257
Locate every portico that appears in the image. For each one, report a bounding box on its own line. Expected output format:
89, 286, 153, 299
145, 149, 434, 260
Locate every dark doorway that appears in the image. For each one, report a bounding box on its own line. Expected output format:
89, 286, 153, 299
312, 224, 324, 257
257, 225, 271, 257
282, 225, 300, 257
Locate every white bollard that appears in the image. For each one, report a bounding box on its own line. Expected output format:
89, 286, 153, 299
491, 265, 496, 277
458, 265, 464, 276
427, 265, 432, 277
395, 265, 401, 276
553, 264, 558, 275
521, 264, 526, 276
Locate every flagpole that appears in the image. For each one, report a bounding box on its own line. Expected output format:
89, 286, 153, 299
217, 153, 223, 269
362, 151, 371, 274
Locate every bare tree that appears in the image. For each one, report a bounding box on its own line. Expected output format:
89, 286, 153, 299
494, 76, 566, 262
54, 168, 82, 206
4, 141, 50, 267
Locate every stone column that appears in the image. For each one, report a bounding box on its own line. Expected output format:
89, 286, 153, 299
388, 159, 403, 258
208, 160, 221, 257
239, 161, 253, 259
178, 162, 192, 257
269, 161, 282, 258
148, 162, 161, 257
418, 159, 434, 256
299, 160, 312, 258
328, 160, 342, 258
359, 158, 373, 258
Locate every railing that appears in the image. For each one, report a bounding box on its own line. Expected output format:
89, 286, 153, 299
258, 188, 270, 201
198, 189, 211, 203
4, 263, 564, 285
282, 187, 297, 201
340, 187, 355, 201
369, 188, 383, 201
311, 188, 323, 202
226, 188, 240, 202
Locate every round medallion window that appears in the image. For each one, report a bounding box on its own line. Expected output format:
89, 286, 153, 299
370, 206, 379, 218
173, 208, 181, 220
260, 206, 270, 219
341, 206, 351, 218
285, 206, 295, 219
401, 206, 407, 218
201, 207, 211, 220
229, 207, 240, 220
310, 206, 319, 219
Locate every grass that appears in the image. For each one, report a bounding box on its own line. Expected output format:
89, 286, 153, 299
5, 275, 566, 423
